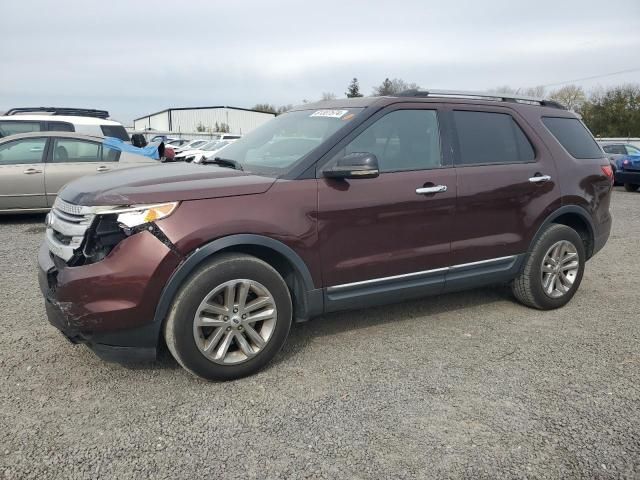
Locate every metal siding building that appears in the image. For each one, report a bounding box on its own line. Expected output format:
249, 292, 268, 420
133, 106, 274, 134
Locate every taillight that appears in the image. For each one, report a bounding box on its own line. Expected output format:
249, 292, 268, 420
601, 165, 614, 181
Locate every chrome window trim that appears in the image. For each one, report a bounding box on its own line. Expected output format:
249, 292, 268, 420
327, 255, 517, 292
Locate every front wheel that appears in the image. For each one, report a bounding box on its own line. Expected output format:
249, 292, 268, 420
164, 253, 292, 381
511, 224, 585, 310
624, 183, 639, 192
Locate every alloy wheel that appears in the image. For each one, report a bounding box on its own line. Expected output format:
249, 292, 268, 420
193, 279, 277, 365
540, 240, 580, 298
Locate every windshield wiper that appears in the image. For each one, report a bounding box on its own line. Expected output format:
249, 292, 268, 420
201, 157, 243, 171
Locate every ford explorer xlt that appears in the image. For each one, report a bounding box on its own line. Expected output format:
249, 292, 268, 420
38, 90, 613, 381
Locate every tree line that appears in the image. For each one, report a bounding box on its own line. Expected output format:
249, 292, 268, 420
253, 79, 640, 137
492, 84, 640, 137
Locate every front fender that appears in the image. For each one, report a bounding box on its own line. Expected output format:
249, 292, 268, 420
151, 234, 319, 337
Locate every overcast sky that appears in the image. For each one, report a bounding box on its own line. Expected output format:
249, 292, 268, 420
1, 0, 639, 125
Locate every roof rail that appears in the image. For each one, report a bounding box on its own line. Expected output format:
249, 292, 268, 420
396, 89, 566, 110
5, 107, 110, 119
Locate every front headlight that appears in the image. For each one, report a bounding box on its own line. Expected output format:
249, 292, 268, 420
98, 202, 179, 228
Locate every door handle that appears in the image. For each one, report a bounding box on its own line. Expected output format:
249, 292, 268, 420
23, 168, 43, 174
529, 175, 551, 183
96, 166, 110, 172
416, 185, 447, 195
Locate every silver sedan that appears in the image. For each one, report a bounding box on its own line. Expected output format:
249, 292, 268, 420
0, 132, 158, 213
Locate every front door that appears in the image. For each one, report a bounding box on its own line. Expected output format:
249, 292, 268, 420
0, 137, 48, 211
44, 137, 118, 206
450, 106, 561, 266
317, 105, 456, 310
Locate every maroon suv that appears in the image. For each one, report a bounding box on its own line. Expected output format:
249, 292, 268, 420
38, 90, 613, 380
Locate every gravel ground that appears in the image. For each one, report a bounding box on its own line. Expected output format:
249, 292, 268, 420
1, 188, 639, 479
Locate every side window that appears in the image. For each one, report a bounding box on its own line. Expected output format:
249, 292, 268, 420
454, 111, 535, 165
0, 138, 47, 165
47, 122, 74, 132
102, 145, 121, 162
340, 110, 442, 172
0, 121, 42, 138
100, 125, 130, 141
52, 138, 101, 163
602, 145, 620, 154
541, 117, 603, 159
625, 145, 640, 156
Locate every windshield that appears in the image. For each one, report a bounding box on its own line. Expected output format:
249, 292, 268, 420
197, 140, 220, 151
212, 108, 363, 174
203, 140, 229, 152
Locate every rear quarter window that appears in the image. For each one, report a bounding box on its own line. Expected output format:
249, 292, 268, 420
100, 125, 130, 141
542, 117, 603, 159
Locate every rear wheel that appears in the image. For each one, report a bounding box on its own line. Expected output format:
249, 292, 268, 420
511, 224, 585, 310
164, 253, 292, 381
623, 183, 639, 192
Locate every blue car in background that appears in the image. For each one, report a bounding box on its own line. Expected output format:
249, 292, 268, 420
600, 142, 640, 191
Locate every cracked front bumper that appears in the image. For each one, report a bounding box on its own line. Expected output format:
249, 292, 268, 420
38, 231, 182, 363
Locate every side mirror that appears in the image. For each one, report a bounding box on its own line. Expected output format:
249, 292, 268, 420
323, 152, 379, 179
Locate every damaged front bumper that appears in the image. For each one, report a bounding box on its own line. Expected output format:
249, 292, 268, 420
38, 230, 182, 363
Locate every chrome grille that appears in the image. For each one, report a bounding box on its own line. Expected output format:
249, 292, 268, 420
46, 199, 97, 262
53, 198, 86, 216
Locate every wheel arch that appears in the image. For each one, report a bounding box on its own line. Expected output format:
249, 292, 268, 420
530, 206, 595, 259
152, 234, 322, 344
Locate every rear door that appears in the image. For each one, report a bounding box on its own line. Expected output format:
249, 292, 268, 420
0, 137, 48, 210
450, 106, 560, 265
44, 137, 119, 206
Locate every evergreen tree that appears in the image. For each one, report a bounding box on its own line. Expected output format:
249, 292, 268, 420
346, 78, 363, 98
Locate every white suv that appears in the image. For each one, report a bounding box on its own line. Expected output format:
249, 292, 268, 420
0, 108, 129, 141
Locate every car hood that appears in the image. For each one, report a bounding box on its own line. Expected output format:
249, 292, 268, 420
59, 163, 277, 206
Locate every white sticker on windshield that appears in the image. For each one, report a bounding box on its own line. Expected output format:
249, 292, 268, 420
310, 109, 349, 118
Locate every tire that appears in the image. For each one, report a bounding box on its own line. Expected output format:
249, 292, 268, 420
511, 224, 585, 310
164, 253, 292, 381
623, 183, 639, 192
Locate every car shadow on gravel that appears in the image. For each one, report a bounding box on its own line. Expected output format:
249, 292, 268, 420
270, 285, 515, 368
1, 213, 46, 230
119, 285, 515, 374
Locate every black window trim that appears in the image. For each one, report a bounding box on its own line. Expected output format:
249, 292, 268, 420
448, 105, 539, 168
314, 102, 453, 177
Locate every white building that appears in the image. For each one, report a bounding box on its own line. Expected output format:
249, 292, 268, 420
133, 106, 275, 135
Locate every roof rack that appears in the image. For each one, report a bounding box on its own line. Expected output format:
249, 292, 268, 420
396, 89, 566, 110
5, 107, 110, 119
